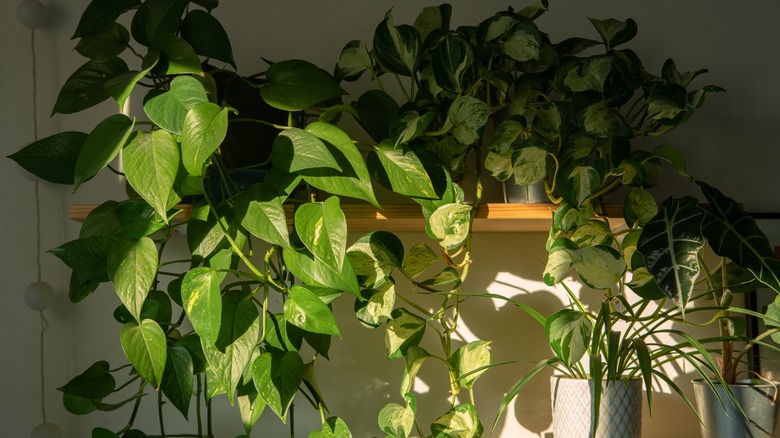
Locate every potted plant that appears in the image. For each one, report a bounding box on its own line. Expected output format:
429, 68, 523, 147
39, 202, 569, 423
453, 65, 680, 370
7, 1, 507, 436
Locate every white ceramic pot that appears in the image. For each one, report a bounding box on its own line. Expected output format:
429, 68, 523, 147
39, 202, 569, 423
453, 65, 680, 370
551, 376, 642, 438
693, 378, 780, 438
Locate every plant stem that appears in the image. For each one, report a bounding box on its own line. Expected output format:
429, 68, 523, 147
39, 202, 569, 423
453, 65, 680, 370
158, 390, 166, 437
196, 375, 203, 438
290, 403, 296, 438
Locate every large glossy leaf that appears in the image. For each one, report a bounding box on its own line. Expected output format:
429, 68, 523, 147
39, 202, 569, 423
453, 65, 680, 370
564, 56, 613, 93
378, 393, 416, 438
284, 285, 340, 337
503, 21, 542, 62
75, 23, 131, 58
49, 236, 113, 283
353, 89, 399, 142
282, 245, 360, 296
542, 243, 574, 286
58, 361, 115, 399
298, 122, 379, 207
130, 0, 188, 47
161, 345, 194, 418
570, 245, 626, 290
429, 203, 473, 250
120, 319, 167, 388
546, 309, 592, 366
271, 127, 341, 173
448, 95, 491, 145
386, 309, 426, 359
373, 11, 421, 76
432, 34, 472, 93
235, 183, 290, 249
402, 243, 440, 279
637, 197, 705, 309
203, 295, 259, 405
571, 220, 613, 248
181, 267, 222, 345
181, 9, 236, 69
252, 351, 304, 421
511, 140, 548, 186
143, 75, 209, 135
181, 102, 229, 176
623, 187, 658, 228
347, 231, 404, 289
52, 56, 129, 115
74, 114, 134, 190
368, 141, 437, 199
698, 182, 780, 293
107, 237, 158, 322
150, 33, 204, 76
123, 130, 180, 221
558, 162, 605, 207
295, 197, 347, 273
72, 0, 141, 38
8, 132, 86, 184
430, 403, 483, 438
259, 60, 345, 111
449, 341, 491, 390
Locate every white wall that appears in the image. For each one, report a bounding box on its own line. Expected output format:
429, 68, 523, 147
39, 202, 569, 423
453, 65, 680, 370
2, 1, 779, 437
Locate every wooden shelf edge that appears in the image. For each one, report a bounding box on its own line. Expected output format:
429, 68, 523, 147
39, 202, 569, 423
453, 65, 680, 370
69, 203, 625, 233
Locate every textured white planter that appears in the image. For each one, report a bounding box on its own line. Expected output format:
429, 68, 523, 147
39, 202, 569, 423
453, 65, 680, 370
551, 376, 642, 438
693, 379, 780, 438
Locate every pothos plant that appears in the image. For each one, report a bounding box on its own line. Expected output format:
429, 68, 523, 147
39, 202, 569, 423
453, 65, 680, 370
6, 1, 547, 437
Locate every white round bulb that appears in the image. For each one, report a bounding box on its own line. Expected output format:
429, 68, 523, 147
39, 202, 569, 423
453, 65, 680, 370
30, 422, 62, 438
24, 281, 56, 311
17, 0, 47, 29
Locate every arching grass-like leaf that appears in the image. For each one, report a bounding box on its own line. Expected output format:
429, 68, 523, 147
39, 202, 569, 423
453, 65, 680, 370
181, 102, 228, 177
143, 75, 209, 135
181, 267, 222, 345
637, 196, 705, 309
284, 285, 340, 337
74, 114, 135, 190
260, 60, 345, 111
181, 9, 235, 69
107, 236, 158, 322
123, 130, 179, 222
120, 319, 167, 388
252, 351, 304, 422
53, 56, 129, 115
698, 182, 780, 293
8, 131, 87, 184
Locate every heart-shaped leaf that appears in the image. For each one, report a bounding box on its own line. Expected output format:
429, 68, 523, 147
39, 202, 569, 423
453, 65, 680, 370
546, 309, 591, 366
161, 345, 194, 418
181, 9, 236, 69
72, 0, 141, 39
368, 141, 437, 199
120, 319, 167, 388
8, 132, 87, 184
181, 102, 228, 176
53, 56, 129, 115
123, 129, 180, 221
74, 114, 135, 189
107, 236, 158, 322
295, 197, 347, 273
252, 351, 304, 421
284, 285, 340, 337
143, 75, 209, 135
430, 403, 483, 438
386, 309, 426, 359
181, 267, 222, 345
259, 60, 345, 111
373, 11, 421, 76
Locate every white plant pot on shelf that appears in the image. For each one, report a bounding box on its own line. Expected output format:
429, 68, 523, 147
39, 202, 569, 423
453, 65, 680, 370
551, 376, 642, 438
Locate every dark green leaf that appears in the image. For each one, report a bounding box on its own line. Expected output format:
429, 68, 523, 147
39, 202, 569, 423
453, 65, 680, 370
310, 416, 352, 438
161, 345, 194, 418
75, 23, 131, 58
235, 183, 290, 249
92, 428, 120, 438
623, 188, 658, 228
58, 361, 115, 399
252, 351, 304, 421
335, 40, 371, 82
347, 231, 404, 289
74, 114, 134, 190
503, 21, 542, 62
150, 33, 204, 76
73, 0, 141, 39
588, 17, 637, 50
105, 50, 160, 111
260, 60, 345, 111
8, 132, 86, 184
181, 10, 235, 69
699, 182, 780, 293
353, 89, 399, 142
130, 0, 188, 47
49, 236, 113, 282
52, 56, 129, 115
115, 199, 166, 238
271, 127, 341, 173
282, 245, 360, 297
432, 34, 472, 93
637, 197, 705, 309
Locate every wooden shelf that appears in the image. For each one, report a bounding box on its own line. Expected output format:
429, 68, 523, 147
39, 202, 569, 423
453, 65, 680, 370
69, 203, 625, 233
